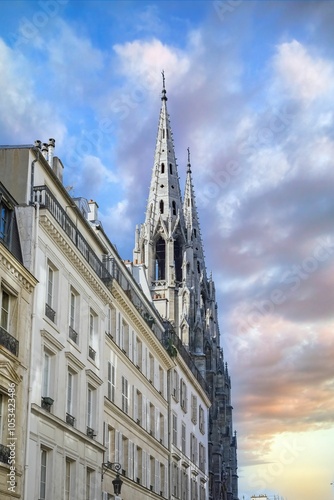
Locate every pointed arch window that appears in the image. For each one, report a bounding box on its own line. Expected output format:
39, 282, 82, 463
172, 201, 176, 216
155, 237, 166, 280
169, 163, 173, 174
159, 200, 164, 214
161, 163, 165, 174
174, 239, 182, 283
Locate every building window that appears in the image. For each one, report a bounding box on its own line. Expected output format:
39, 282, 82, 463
169, 163, 173, 174
150, 403, 155, 436
45, 263, 57, 322
122, 320, 129, 354
159, 412, 164, 444
172, 462, 179, 498
41, 351, 54, 408
172, 369, 179, 401
172, 413, 177, 446
107, 361, 115, 402
155, 236, 166, 280
87, 385, 96, 435
159, 200, 164, 214
181, 421, 186, 454
200, 482, 206, 500
0, 290, 9, 331
69, 289, 79, 343
172, 200, 176, 215
135, 389, 142, 424
65, 458, 74, 500
0, 200, 13, 245
190, 433, 198, 464
160, 463, 165, 497
66, 371, 76, 425
106, 305, 116, 338
0, 287, 18, 356
135, 336, 142, 370
191, 477, 199, 500
135, 446, 142, 484
40, 449, 48, 500
122, 435, 129, 476
86, 468, 94, 500
182, 469, 188, 500
191, 394, 198, 424
199, 443, 206, 472
149, 352, 154, 383
161, 163, 165, 173
107, 427, 116, 462
180, 379, 188, 412
159, 365, 164, 395
199, 405, 205, 434
121, 376, 128, 414
89, 310, 97, 361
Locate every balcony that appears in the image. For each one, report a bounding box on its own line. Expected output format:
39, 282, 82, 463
0, 444, 10, 464
0, 326, 19, 356
45, 302, 56, 322
66, 413, 75, 426
69, 326, 78, 343
88, 345, 96, 361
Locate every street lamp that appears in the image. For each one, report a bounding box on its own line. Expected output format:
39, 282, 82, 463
112, 474, 123, 495
101, 461, 123, 496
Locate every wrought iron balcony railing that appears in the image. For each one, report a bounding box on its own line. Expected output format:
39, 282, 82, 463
0, 326, 19, 356
45, 302, 56, 322
88, 345, 96, 361
0, 443, 10, 464
69, 326, 78, 343
66, 413, 75, 426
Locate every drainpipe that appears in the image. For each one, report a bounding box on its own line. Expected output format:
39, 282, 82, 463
24, 146, 41, 499
30, 143, 40, 204
167, 366, 172, 500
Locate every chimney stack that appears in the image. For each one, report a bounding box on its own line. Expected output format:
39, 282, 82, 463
42, 143, 48, 160
34, 140, 42, 149
88, 200, 99, 222
48, 138, 55, 168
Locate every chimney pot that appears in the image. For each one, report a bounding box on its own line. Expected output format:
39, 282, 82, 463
34, 140, 42, 149
48, 138, 55, 168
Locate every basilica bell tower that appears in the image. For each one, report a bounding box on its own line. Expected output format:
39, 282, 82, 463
133, 75, 239, 500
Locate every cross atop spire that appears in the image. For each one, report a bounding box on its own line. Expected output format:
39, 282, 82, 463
187, 147, 191, 173
161, 69, 167, 101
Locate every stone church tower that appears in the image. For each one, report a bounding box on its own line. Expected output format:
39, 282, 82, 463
133, 76, 239, 500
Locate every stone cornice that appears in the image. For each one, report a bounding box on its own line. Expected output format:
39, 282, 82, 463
111, 280, 174, 369
31, 403, 106, 452
0, 244, 38, 293
39, 214, 111, 303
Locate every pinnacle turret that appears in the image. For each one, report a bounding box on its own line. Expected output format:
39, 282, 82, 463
183, 149, 207, 280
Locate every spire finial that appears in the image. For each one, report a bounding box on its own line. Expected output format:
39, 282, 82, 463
161, 70, 167, 101
187, 147, 191, 172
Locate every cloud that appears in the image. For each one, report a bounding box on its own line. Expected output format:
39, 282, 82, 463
271, 39, 334, 103
0, 38, 66, 144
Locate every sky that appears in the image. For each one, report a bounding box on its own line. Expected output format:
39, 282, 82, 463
1, 0, 334, 498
